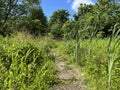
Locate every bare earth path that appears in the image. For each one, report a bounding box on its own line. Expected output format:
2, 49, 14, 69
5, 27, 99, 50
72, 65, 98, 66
51, 51, 87, 90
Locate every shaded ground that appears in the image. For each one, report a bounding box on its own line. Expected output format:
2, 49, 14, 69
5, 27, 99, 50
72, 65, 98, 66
51, 52, 87, 90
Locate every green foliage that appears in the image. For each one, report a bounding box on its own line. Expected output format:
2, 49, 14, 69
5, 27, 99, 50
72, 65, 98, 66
62, 20, 73, 39
28, 7, 48, 35
0, 1, 120, 89
0, 0, 48, 37
107, 24, 120, 90
50, 23, 63, 38
0, 36, 57, 90
49, 9, 69, 38
73, 2, 120, 38
49, 9, 69, 26
57, 38, 120, 90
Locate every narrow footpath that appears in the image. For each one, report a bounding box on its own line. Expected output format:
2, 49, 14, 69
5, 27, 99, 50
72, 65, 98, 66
51, 51, 87, 90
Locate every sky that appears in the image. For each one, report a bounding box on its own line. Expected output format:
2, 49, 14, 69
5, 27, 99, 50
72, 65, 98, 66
41, 0, 98, 19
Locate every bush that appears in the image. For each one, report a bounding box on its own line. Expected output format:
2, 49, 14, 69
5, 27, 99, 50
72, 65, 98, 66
50, 23, 63, 38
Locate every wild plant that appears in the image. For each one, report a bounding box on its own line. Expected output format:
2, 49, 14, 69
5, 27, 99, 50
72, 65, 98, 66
107, 23, 120, 90
0, 37, 57, 90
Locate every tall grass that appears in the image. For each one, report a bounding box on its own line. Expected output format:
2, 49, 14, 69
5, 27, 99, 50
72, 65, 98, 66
0, 34, 58, 90
75, 29, 81, 63
107, 24, 120, 90
58, 24, 120, 89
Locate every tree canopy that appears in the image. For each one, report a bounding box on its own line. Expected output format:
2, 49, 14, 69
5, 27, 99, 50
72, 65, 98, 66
49, 9, 70, 38
0, 0, 48, 36
72, 0, 120, 38
0, 0, 120, 38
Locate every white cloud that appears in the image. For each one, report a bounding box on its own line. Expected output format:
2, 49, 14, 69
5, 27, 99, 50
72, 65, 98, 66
71, 0, 94, 12
67, 0, 71, 3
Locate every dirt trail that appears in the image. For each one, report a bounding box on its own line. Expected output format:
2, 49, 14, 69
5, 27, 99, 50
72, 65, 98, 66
51, 52, 87, 90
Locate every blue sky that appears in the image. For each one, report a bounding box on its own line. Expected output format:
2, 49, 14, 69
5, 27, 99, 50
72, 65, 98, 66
41, 0, 97, 19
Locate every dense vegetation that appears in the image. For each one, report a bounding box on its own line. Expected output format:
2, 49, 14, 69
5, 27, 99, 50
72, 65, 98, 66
56, 36, 120, 90
0, 34, 58, 90
0, 0, 120, 90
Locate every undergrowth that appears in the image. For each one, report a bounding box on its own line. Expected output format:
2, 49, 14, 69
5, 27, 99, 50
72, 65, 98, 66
0, 34, 58, 90
0, 31, 120, 90
55, 38, 120, 90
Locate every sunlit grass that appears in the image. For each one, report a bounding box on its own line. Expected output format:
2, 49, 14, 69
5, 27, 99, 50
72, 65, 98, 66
55, 36, 120, 90
0, 33, 58, 90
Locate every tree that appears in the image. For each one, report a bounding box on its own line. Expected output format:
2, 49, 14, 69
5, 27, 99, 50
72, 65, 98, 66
49, 9, 70, 38
0, 0, 44, 36
95, 0, 120, 36
27, 6, 48, 36
61, 20, 74, 39
73, 1, 120, 38
73, 4, 95, 38
50, 23, 63, 38
73, 4, 93, 21
49, 9, 69, 26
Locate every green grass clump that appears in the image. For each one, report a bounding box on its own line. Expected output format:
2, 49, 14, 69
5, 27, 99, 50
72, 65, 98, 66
0, 36, 58, 90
